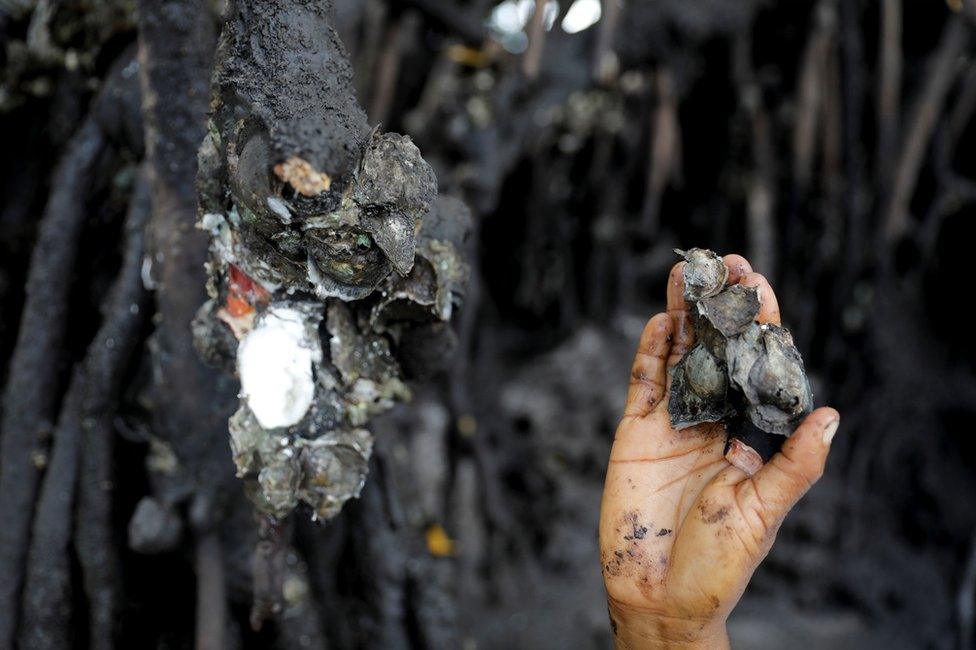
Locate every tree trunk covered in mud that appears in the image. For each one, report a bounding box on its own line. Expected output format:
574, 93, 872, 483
2, 1, 976, 648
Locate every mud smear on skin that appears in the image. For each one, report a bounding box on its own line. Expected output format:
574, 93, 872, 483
602, 509, 671, 603
698, 499, 731, 525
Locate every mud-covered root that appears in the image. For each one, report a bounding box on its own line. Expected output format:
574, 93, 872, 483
16, 163, 151, 650
0, 114, 107, 649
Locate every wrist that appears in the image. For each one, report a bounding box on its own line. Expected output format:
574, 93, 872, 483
608, 599, 730, 649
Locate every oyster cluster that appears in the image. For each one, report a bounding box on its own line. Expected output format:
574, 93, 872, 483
192, 0, 470, 521
195, 161, 469, 520
668, 249, 812, 455
195, 183, 469, 520
199, 129, 439, 302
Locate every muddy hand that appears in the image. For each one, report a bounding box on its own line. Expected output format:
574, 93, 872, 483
599, 254, 840, 648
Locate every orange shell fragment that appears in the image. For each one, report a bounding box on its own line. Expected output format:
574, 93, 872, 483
226, 293, 254, 318
220, 265, 271, 337
273, 156, 332, 196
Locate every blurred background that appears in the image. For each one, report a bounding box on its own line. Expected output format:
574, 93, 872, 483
2, 0, 976, 648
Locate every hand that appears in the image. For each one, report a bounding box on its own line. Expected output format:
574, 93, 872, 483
599, 254, 840, 648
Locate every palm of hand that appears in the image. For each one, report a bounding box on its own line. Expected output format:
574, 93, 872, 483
599, 255, 839, 647
602, 411, 767, 621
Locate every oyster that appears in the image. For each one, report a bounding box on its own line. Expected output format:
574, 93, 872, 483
667, 247, 814, 442
354, 132, 437, 215
668, 344, 734, 429
676, 248, 728, 300
697, 284, 760, 338
257, 455, 302, 518
726, 323, 813, 435
298, 429, 373, 520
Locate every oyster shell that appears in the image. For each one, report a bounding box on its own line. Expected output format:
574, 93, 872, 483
298, 429, 373, 520
697, 284, 760, 337
668, 344, 734, 429
726, 323, 813, 435
677, 248, 728, 300
667, 247, 814, 440
256, 455, 302, 518
354, 132, 437, 216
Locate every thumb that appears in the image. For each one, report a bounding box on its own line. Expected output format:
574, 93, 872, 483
750, 407, 840, 521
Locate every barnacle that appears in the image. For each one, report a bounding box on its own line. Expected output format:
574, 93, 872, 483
676, 247, 728, 300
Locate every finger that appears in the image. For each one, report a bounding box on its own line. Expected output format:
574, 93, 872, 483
710, 461, 750, 488
666, 261, 687, 312
747, 408, 839, 520
624, 313, 673, 418
723, 254, 753, 285
668, 256, 753, 373
666, 262, 694, 372
735, 271, 781, 325
725, 438, 763, 476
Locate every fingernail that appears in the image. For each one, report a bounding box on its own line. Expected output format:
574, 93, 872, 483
823, 419, 840, 445
726, 439, 763, 476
